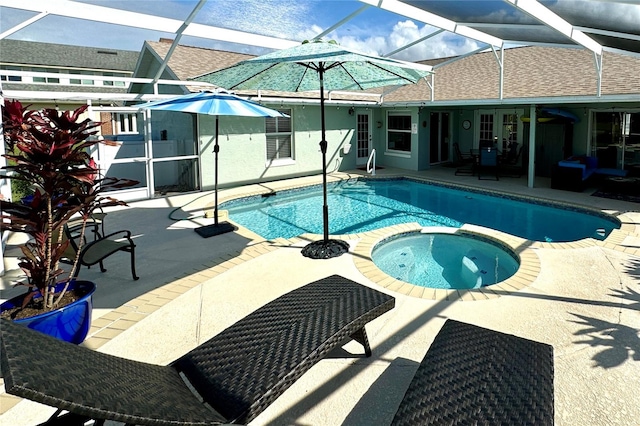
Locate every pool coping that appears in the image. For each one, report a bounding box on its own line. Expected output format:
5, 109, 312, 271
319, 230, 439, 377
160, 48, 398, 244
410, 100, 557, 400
158, 172, 640, 304
349, 223, 542, 301
230, 172, 637, 300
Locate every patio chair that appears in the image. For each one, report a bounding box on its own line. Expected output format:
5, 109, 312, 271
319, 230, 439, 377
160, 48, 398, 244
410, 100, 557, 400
61, 223, 139, 281
453, 143, 475, 176
477, 146, 499, 180
66, 207, 108, 241
0, 274, 395, 426
391, 319, 554, 426
500, 145, 525, 178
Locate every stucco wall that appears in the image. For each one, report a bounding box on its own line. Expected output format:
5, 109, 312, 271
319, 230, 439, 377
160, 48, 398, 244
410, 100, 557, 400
198, 104, 356, 190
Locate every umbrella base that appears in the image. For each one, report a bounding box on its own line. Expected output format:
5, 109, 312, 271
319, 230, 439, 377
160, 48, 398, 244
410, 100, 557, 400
301, 239, 350, 259
194, 222, 237, 238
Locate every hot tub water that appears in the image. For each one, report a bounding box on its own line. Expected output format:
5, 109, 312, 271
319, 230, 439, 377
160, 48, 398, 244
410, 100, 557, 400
371, 231, 519, 289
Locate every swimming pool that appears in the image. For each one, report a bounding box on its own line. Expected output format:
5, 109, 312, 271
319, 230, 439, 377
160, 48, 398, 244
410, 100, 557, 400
222, 178, 619, 242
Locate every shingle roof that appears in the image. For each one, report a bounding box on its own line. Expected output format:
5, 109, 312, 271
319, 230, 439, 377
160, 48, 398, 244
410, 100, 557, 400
385, 46, 640, 103
143, 42, 639, 104
145, 40, 255, 81
0, 39, 138, 71
143, 41, 376, 101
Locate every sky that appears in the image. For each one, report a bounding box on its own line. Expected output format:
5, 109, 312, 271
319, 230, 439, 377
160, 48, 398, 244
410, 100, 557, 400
1, 0, 639, 61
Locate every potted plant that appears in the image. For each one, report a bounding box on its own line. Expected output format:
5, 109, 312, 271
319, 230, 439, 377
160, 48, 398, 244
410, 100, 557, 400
0, 99, 137, 343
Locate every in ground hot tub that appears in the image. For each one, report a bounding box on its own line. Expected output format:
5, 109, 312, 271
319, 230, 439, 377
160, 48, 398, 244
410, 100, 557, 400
371, 230, 520, 289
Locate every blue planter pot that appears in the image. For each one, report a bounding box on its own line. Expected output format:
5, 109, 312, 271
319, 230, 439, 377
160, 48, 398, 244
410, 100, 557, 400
0, 280, 96, 344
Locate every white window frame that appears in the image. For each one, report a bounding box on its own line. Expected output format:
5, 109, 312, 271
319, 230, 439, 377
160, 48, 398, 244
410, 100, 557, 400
477, 110, 495, 147
386, 110, 412, 155
265, 108, 294, 167
115, 113, 139, 134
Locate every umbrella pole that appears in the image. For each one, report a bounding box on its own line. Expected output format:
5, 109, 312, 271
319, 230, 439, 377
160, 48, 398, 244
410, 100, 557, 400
214, 117, 219, 225
194, 114, 235, 238
319, 68, 329, 243
300, 64, 349, 259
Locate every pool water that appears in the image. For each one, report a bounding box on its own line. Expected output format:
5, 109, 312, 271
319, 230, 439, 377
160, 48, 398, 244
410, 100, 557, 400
372, 232, 519, 289
222, 178, 619, 242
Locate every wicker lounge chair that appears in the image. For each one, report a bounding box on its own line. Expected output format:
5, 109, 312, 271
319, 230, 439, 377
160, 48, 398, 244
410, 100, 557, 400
391, 319, 554, 426
1, 274, 395, 426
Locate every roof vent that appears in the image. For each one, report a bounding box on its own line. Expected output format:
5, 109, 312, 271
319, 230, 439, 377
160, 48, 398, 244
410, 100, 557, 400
97, 50, 117, 55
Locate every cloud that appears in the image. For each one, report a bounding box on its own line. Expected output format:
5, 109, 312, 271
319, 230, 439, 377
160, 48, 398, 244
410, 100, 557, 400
327, 19, 481, 61
549, 0, 640, 33
200, 0, 314, 41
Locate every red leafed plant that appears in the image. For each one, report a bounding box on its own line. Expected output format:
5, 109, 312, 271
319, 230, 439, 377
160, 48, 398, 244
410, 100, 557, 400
1, 100, 138, 315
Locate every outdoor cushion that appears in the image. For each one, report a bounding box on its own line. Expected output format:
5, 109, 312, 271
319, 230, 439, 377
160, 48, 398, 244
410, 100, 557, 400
595, 168, 629, 177
1, 274, 395, 426
558, 159, 595, 180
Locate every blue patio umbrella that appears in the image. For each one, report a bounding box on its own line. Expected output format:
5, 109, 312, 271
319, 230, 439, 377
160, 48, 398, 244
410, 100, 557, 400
192, 40, 433, 257
135, 90, 287, 236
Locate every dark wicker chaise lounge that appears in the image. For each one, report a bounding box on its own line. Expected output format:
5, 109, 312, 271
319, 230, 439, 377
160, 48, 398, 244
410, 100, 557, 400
391, 319, 554, 426
1, 274, 395, 426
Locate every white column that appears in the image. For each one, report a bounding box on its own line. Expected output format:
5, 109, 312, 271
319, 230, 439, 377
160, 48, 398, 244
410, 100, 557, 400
145, 108, 155, 198
527, 105, 536, 188
0, 92, 7, 276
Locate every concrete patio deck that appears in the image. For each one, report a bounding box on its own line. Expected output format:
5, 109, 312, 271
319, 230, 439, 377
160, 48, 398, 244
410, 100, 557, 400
1, 166, 639, 426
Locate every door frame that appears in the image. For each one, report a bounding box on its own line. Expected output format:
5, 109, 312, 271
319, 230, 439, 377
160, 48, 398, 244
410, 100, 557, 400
429, 111, 451, 165
356, 110, 373, 166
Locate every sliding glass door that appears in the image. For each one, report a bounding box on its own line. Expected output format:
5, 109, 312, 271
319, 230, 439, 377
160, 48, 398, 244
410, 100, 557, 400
591, 110, 640, 171
429, 112, 450, 164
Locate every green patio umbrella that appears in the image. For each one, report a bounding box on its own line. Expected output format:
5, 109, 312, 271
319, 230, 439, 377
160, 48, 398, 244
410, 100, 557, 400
193, 40, 433, 257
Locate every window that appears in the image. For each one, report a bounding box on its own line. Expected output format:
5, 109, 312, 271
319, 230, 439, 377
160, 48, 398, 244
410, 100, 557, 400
591, 110, 640, 169
501, 113, 518, 152
103, 72, 126, 87
0, 66, 22, 82
265, 109, 292, 163
387, 112, 412, 152
70, 70, 95, 85
115, 113, 138, 134
479, 113, 494, 147
32, 68, 59, 84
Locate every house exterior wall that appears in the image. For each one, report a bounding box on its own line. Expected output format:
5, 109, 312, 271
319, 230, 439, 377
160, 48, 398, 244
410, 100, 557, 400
197, 104, 356, 190
456, 110, 476, 153
108, 43, 640, 194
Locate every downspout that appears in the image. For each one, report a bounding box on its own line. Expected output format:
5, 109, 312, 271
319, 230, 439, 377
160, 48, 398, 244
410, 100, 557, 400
528, 105, 536, 188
